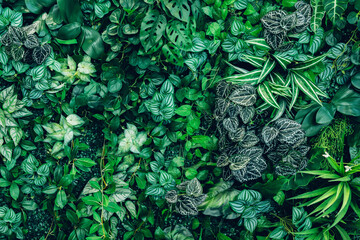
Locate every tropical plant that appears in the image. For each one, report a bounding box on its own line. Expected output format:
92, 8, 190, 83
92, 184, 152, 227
230, 189, 271, 233
289, 152, 360, 230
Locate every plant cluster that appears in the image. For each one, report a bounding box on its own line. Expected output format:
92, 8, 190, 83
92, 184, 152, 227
1, 0, 360, 239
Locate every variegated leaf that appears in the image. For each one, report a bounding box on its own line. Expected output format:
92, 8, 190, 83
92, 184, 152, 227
223, 117, 239, 133
186, 178, 203, 197
264, 30, 286, 51
240, 132, 259, 148
258, 58, 276, 84
262, 126, 279, 145
229, 85, 257, 106
261, 10, 287, 34
217, 153, 230, 167
229, 127, 246, 142
280, 13, 297, 31
216, 81, 232, 97
257, 82, 280, 109
176, 195, 198, 216
239, 106, 255, 124
165, 190, 178, 203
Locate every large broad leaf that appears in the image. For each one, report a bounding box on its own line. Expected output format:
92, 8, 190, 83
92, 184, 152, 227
57, 22, 82, 40
141, 10, 167, 52
26, 0, 56, 14
166, 20, 192, 51
323, 0, 348, 25
79, 27, 105, 59
310, 0, 325, 33
332, 86, 360, 116
163, 0, 191, 23
57, 0, 83, 23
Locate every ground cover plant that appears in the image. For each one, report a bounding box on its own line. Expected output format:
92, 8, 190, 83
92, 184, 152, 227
1, 0, 360, 239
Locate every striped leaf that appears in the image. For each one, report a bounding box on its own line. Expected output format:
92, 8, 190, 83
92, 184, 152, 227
258, 58, 275, 84
273, 54, 291, 70
291, 54, 327, 71
289, 78, 299, 110
292, 71, 323, 106
269, 72, 286, 85
224, 70, 261, 85
225, 61, 249, 74
257, 82, 280, 109
245, 38, 271, 50
270, 98, 286, 122
242, 54, 266, 68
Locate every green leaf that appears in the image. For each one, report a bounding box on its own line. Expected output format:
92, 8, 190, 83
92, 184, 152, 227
273, 55, 291, 70
257, 82, 280, 109
282, 0, 297, 7
315, 103, 336, 124
311, 0, 325, 33
104, 202, 122, 213
245, 38, 271, 50
292, 71, 323, 106
244, 217, 257, 232
166, 20, 192, 51
291, 54, 327, 71
289, 79, 299, 111
289, 186, 333, 200
10, 183, 19, 200
185, 168, 198, 179
57, 0, 83, 23
332, 86, 360, 116
57, 22, 82, 40
175, 105, 192, 116
0, 178, 11, 187
80, 26, 105, 59
162, 43, 184, 66
75, 158, 97, 168
323, 0, 348, 25
10, 128, 23, 146
125, 200, 137, 218
230, 200, 245, 213
329, 183, 351, 229
258, 58, 275, 83
163, 0, 190, 22
242, 54, 266, 68
108, 79, 123, 93
55, 190, 68, 209
140, 9, 167, 52
224, 70, 262, 84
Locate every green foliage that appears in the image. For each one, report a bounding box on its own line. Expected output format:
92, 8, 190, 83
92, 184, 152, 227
1, 0, 360, 239
230, 189, 271, 232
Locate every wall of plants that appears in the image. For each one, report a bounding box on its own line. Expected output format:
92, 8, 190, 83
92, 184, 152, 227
1, 0, 360, 239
